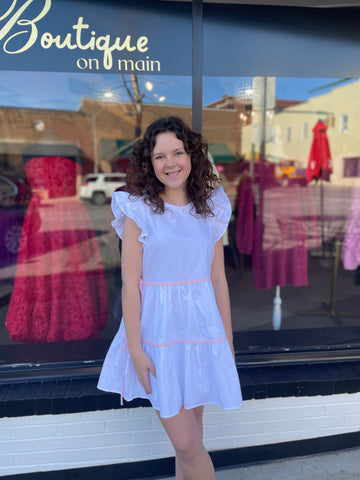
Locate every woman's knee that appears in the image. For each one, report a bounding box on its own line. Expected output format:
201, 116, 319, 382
173, 433, 204, 463
158, 408, 204, 462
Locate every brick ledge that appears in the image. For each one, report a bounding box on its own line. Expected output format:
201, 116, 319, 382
1, 361, 360, 417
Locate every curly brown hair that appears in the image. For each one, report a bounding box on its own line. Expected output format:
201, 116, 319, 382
126, 116, 220, 217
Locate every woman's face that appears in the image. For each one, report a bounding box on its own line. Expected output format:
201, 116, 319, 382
151, 131, 192, 194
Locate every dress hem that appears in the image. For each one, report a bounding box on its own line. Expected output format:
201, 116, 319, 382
97, 385, 242, 418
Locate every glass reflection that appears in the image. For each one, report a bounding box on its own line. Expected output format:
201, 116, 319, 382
0, 71, 191, 350
5, 155, 109, 343
2, 71, 360, 354
203, 76, 360, 344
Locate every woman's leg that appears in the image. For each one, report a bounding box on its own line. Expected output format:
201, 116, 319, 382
156, 406, 215, 480
174, 406, 204, 480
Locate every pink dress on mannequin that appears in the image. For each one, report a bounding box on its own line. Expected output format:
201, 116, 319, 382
342, 187, 360, 270
5, 157, 108, 343
236, 160, 320, 289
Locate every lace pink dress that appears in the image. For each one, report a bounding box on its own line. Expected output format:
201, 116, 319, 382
5, 156, 108, 343
98, 187, 242, 418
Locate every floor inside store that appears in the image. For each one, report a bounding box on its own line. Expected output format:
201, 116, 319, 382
224, 245, 360, 354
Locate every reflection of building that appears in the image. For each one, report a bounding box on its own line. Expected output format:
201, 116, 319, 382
80, 98, 240, 174
2, 0, 360, 477
206, 94, 301, 161
2, 95, 313, 199
242, 79, 360, 186
0, 107, 94, 192
0, 101, 240, 186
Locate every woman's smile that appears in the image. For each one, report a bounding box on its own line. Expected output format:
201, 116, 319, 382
165, 169, 181, 177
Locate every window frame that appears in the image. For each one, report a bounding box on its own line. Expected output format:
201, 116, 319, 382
2, 0, 360, 385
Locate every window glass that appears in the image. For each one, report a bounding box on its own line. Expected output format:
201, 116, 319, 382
0, 71, 191, 367
203, 76, 360, 354
344, 157, 360, 178
340, 114, 349, 133
302, 122, 308, 140
285, 126, 292, 143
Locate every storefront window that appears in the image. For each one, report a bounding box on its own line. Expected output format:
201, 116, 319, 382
0, 71, 191, 368
204, 76, 360, 355
2, 0, 360, 374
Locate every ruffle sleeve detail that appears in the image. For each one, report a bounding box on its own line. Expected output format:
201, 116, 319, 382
210, 187, 232, 242
111, 192, 148, 244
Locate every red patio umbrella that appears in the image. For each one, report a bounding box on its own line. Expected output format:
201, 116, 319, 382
306, 120, 333, 249
306, 120, 333, 183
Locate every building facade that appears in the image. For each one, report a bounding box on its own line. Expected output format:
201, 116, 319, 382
1, 1, 360, 477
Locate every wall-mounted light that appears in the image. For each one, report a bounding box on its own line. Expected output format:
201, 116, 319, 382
103, 90, 114, 99
34, 120, 45, 132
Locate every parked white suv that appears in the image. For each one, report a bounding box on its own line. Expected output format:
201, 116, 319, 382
80, 173, 127, 205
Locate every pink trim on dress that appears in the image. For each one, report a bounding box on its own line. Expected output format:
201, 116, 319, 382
140, 278, 211, 285
121, 278, 217, 405
120, 342, 128, 406
116, 328, 227, 405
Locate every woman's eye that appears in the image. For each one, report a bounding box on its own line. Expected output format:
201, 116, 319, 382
176, 151, 184, 156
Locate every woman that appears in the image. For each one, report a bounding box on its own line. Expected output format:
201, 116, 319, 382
98, 116, 242, 479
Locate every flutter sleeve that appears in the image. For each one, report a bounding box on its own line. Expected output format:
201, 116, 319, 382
210, 187, 232, 242
111, 191, 148, 244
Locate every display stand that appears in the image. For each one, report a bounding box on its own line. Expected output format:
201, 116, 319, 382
297, 239, 360, 324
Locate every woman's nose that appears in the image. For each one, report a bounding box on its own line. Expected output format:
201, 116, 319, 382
165, 154, 176, 166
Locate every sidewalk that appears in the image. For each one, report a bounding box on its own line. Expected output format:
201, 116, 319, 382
147, 447, 360, 480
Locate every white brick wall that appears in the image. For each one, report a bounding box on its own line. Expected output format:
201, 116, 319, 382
1, 393, 360, 476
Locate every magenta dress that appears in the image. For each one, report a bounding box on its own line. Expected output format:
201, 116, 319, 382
5, 157, 108, 343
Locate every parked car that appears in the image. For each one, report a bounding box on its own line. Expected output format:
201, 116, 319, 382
0, 207, 27, 263
80, 173, 127, 205
0, 174, 37, 274
274, 159, 307, 187
0, 173, 32, 206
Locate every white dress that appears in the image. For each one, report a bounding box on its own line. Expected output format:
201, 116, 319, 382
97, 187, 242, 418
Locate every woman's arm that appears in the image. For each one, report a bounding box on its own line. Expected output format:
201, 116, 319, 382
210, 237, 235, 359
121, 216, 156, 394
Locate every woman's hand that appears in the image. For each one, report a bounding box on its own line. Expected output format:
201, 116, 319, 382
229, 342, 236, 362
130, 348, 156, 394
